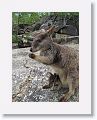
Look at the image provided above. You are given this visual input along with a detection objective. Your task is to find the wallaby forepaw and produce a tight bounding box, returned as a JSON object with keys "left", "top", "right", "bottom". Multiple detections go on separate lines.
{"left": 29, "top": 53, "right": 35, "bottom": 59}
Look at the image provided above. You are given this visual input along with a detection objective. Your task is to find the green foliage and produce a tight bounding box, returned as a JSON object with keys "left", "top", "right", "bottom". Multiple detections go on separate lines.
{"left": 12, "top": 34, "right": 17, "bottom": 43}
{"left": 12, "top": 12, "right": 79, "bottom": 25}
{"left": 12, "top": 12, "right": 45, "bottom": 25}
{"left": 12, "top": 12, "right": 18, "bottom": 24}
{"left": 12, "top": 34, "right": 20, "bottom": 43}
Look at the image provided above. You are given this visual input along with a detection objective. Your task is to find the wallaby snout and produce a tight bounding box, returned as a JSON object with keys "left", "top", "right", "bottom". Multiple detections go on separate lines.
{"left": 30, "top": 26, "right": 55, "bottom": 53}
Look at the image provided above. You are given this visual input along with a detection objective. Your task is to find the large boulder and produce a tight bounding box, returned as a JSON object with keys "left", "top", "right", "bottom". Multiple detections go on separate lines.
{"left": 55, "top": 25, "right": 78, "bottom": 36}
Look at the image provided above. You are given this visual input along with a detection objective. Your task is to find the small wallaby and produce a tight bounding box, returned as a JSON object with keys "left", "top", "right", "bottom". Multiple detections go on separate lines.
{"left": 42, "top": 73, "right": 62, "bottom": 90}
{"left": 29, "top": 26, "right": 79, "bottom": 101}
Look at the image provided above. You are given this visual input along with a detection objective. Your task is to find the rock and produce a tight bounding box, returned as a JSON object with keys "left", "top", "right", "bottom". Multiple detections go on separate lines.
{"left": 55, "top": 25, "right": 78, "bottom": 36}
{"left": 12, "top": 46, "right": 79, "bottom": 102}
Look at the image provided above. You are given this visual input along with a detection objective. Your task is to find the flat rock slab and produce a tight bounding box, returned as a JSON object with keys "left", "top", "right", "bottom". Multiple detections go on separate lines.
{"left": 12, "top": 46, "right": 79, "bottom": 102}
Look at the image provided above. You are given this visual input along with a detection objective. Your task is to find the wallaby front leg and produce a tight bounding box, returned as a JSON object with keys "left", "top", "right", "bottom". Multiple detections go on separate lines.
{"left": 29, "top": 53, "right": 53, "bottom": 64}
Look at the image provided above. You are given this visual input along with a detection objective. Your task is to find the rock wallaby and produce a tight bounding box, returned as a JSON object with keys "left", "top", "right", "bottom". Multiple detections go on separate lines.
{"left": 29, "top": 26, "right": 79, "bottom": 102}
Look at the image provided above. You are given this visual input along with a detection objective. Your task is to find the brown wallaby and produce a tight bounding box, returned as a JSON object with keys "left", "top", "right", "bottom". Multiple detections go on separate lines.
{"left": 29, "top": 26, "right": 79, "bottom": 102}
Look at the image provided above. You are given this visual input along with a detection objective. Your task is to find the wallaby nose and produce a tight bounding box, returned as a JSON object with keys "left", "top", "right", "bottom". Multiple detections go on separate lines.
{"left": 30, "top": 48, "right": 32, "bottom": 52}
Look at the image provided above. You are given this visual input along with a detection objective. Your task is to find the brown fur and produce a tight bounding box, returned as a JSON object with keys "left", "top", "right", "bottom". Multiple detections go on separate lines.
{"left": 29, "top": 26, "right": 79, "bottom": 101}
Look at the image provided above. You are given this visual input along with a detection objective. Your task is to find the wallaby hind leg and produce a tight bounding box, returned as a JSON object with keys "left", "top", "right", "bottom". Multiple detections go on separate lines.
{"left": 59, "top": 76, "right": 76, "bottom": 102}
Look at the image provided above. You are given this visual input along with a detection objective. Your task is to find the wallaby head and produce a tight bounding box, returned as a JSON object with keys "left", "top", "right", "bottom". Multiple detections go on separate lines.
{"left": 30, "top": 26, "right": 55, "bottom": 52}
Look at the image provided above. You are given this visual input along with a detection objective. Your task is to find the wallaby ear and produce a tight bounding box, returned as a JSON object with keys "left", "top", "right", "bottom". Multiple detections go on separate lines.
{"left": 46, "top": 26, "right": 55, "bottom": 35}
